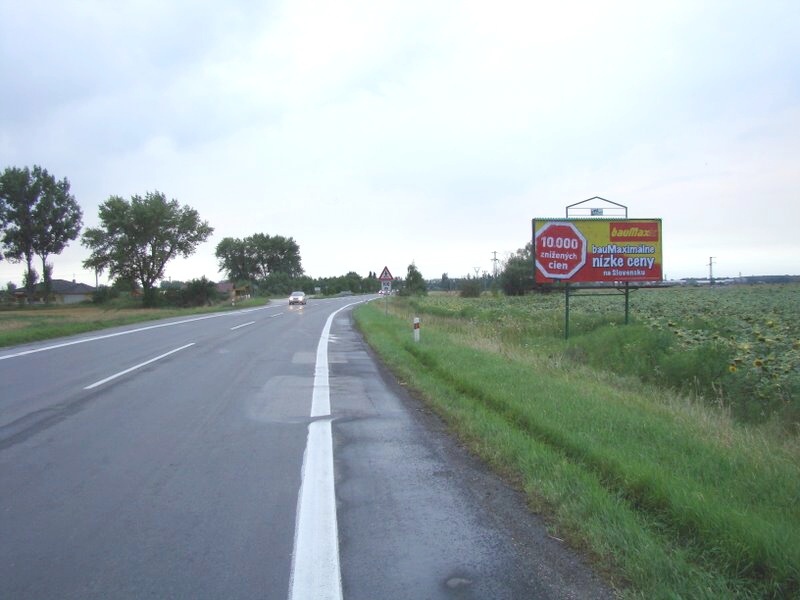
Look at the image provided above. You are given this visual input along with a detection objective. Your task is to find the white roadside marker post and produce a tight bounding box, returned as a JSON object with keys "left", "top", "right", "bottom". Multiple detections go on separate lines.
{"left": 413, "top": 317, "right": 420, "bottom": 343}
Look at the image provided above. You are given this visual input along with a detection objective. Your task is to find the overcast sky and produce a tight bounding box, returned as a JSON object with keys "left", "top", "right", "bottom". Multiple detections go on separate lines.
{"left": 1, "top": 0, "right": 798, "bottom": 285}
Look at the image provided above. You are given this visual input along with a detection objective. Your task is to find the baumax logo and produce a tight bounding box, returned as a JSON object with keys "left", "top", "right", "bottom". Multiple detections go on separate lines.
{"left": 609, "top": 221, "right": 659, "bottom": 242}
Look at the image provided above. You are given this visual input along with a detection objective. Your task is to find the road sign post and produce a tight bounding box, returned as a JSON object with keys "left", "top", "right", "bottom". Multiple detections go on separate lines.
{"left": 379, "top": 266, "right": 394, "bottom": 316}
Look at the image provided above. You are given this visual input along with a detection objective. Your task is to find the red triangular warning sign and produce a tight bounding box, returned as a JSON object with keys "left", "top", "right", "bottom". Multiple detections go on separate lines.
{"left": 379, "top": 266, "right": 393, "bottom": 281}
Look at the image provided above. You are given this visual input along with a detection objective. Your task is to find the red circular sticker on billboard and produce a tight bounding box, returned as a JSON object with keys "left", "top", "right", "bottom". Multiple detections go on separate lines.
{"left": 535, "top": 221, "right": 587, "bottom": 279}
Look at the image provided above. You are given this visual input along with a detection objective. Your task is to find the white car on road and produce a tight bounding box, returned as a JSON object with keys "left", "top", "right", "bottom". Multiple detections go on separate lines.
{"left": 288, "top": 291, "right": 306, "bottom": 305}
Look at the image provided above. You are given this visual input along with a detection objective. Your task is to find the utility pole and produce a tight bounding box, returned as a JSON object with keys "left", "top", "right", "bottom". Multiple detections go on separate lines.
{"left": 708, "top": 257, "right": 715, "bottom": 286}
{"left": 491, "top": 251, "right": 499, "bottom": 280}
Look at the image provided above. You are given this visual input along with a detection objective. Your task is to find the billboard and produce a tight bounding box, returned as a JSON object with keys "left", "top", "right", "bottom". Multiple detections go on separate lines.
{"left": 532, "top": 218, "right": 662, "bottom": 283}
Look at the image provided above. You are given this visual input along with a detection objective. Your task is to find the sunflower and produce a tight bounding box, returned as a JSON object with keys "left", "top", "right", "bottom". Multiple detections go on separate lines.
{"left": 753, "top": 358, "right": 765, "bottom": 368}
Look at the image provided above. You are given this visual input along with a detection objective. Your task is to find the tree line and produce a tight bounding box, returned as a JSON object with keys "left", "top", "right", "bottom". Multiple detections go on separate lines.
{"left": 2, "top": 163, "right": 538, "bottom": 306}
{"left": 424, "top": 246, "right": 537, "bottom": 298}
{"left": 0, "top": 164, "right": 384, "bottom": 307}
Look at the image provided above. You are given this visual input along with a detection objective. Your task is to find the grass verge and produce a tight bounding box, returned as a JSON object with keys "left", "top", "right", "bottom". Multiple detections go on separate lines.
{"left": 354, "top": 299, "right": 799, "bottom": 599}
{"left": 0, "top": 297, "right": 269, "bottom": 348}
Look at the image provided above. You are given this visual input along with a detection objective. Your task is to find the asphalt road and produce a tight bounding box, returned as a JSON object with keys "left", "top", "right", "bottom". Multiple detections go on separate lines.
{"left": 0, "top": 297, "right": 612, "bottom": 599}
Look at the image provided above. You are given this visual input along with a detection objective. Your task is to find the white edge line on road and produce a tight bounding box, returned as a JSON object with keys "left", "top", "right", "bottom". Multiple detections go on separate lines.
{"left": 230, "top": 321, "right": 256, "bottom": 331}
{"left": 310, "top": 301, "right": 362, "bottom": 418}
{"left": 0, "top": 305, "right": 276, "bottom": 361}
{"left": 288, "top": 300, "right": 363, "bottom": 600}
{"left": 83, "top": 343, "right": 195, "bottom": 390}
{"left": 288, "top": 419, "right": 342, "bottom": 600}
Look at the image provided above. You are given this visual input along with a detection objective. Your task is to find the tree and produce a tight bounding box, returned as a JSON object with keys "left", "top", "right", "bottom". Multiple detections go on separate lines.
{"left": 262, "top": 272, "right": 293, "bottom": 296}
{"left": 363, "top": 271, "right": 380, "bottom": 293}
{"left": 441, "top": 273, "right": 451, "bottom": 291}
{"left": 1, "top": 281, "right": 16, "bottom": 304}
{"left": 0, "top": 165, "right": 82, "bottom": 302}
{"left": 215, "top": 237, "right": 253, "bottom": 281}
{"left": 82, "top": 191, "right": 213, "bottom": 307}
{"left": 401, "top": 262, "right": 427, "bottom": 296}
{"left": 42, "top": 263, "right": 53, "bottom": 302}
{"left": 500, "top": 243, "right": 535, "bottom": 296}
{"left": 32, "top": 174, "right": 83, "bottom": 302}
{"left": 159, "top": 279, "right": 185, "bottom": 290}
{"left": 247, "top": 233, "right": 273, "bottom": 279}
{"left": 22, "top": 267, "right": 38, "bottom": 294}
{"left": 215, "top": 233, "right": 303, "bottom": 282}
{"left": 251, "top": 233, "right": 303, "bottom": 278}
{"left": 0, "top": 184, "right": 6, "bottom": 261}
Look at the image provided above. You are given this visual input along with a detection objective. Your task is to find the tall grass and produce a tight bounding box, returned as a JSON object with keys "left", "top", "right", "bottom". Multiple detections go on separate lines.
{"left": 355, "top": 297, "right": 800, "bottom": 598}
{"left": 406, "top": 287, "right": 800, "bottom": 428}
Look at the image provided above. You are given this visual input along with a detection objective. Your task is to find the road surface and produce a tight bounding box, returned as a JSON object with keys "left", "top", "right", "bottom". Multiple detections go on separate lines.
{"left": 0, "top": 297, "right": 611, "bottom": 599}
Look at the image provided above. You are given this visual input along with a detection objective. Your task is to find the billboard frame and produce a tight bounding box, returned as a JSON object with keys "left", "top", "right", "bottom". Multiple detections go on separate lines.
{"left": 566, "top": 196, "right": 627, "bottom": 219}
{"left": 532, "top": 198, "right": 664, "bottom": 338}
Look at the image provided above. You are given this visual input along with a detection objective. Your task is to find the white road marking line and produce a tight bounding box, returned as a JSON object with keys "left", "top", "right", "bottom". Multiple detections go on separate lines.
{"left": 310, "top": 302, "right": 359, "bottom": 417}
{"left": 288, "top": 419, "right": 341, "bottom": 600}
{"left": 288, "top": 300, "right": 363, "bottom": 600}
{"left": 0, "top": 305, "right": 277, "bottom": 361}
{"left": 83, "top": 343, "right": 195, "bottom": 390}
{"left": 270, "top": 313, "right": 283, "bottom": 318}
{"left": 230, "top": 321, "right": 256, "bottom": 331}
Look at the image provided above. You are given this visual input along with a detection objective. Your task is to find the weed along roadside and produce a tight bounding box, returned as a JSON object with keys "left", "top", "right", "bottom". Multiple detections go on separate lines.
{"left": 354, "top": 291, "right": 800, "bottom": 599}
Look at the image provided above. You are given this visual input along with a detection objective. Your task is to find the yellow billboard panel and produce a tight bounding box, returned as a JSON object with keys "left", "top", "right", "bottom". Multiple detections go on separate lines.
{"left": 532, "top": 219, "right": 663, "bottom": 283}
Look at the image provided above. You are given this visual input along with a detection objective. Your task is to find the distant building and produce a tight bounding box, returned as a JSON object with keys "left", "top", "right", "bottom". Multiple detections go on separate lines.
{"left": 16, "top": 279, "right": 97, "bottom": 304}
{"left": 215, "top": 281, "right": 235, "bottom": 298}
{"left": 215, "top": 281, "right": 252, "bottom": 301}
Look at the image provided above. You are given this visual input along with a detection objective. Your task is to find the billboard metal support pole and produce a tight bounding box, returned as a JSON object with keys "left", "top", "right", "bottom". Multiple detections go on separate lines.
{"left": 565, "top": 284, "right": 570, "bottom": 340}
{"left": 624, "top": 282, "right": 630, "bottom": 325}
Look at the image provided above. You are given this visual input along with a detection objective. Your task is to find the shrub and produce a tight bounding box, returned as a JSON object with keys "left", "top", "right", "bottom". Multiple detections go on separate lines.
{"left": 658, "top": 342, "right": 732, "bottom": 400}
{"left": 460, "top": 277, "right": 482, "bottom": 298}
{"left": 399, "top": 263, "right": 427, "bottom": 296}
{"left": 182, "top": 277, "right": 218, "bottom": 307}
{"left": 567, "top": 324, "right": 673, "bottom": 381}
{"left": 92, "top": 285, "right": 120, "bottom": 304}
{"left": 567, "top": 325, "right": 739, "bottom": 403}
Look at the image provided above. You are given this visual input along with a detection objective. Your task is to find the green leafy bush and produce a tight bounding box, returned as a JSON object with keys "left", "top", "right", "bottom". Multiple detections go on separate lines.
{"left": 92, "top": 285, "right": 120, "bottom": 304}
{"left": 459, "top": 277, "right": 482, "bottom": 298}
